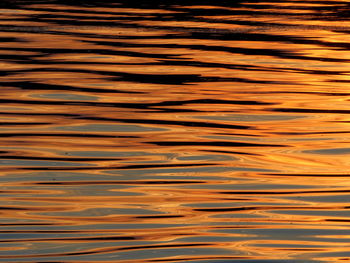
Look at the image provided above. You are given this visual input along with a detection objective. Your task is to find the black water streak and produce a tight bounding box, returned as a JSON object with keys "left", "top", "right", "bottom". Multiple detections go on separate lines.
{"left": 0, "top": 236, "right": 136, "bottom": 243}
{"left": 149, "top": 141, "right": 286, "bottom": 147}
{"left": 201, "top": 149, "right": 262, "bottom": 156}
{"left": 0, "top": 98, "right": 265, "bottom": 114}
{"left": 257, "top": 91, "right": 350, "bottom": 96}
{"left": 220, "top": 189, "right": 350, "bottom": 195}
{"left": 0, "top": 133, "right": 135, "bottom": 138}
{"left": 194, "top": 206, "right": 348, "bottom": 212}
{"left": 0, "top": 207, "right": 27, "bottom": 210}
{"left": 149, "top": 256, "right": 251, "bottom": 262}
{"left": 34, "top": 180, "right": 205, "bottom": 185}
{"left": 8, "top": 67, "right": 291, "bottom": 85}
{"left": 0, "top": 223, "right": 56, "bottom": 226}
{"left": 0, "top": 156, "right": 123, "bottom": 161}
{"left": 0, "top": 122, "right": 51, "bottom": 126}
{"left": 326, "top": 219, "right": 350, "bottom": 222}
{"left": 135, "top": 215, "right": 184, "bottom": 219}
{"left": 264, "top": 173, "right": 350, "bottom": 177}
{"left": 17, "top": 163, "right": 216, "bottom": 171}
{"left": 0, "top": 112, "right": 81, "bottom": 117}
{"left": 5, "top": 81, "right": 145, "bottom": 94}
{"left": 0, "top": 243, "right": 213, "bottom": 258}
{"left": 77, "top": 39, "right": 350, "bottom": 63}
{"left": 272, "top": 108, "right": 350, "bottom": 114}
{"left": 79, "top": 116, "right": 253, "bottom": 130}
{"left": 273, "top": 131, "right": 350, "bottom": 135}
{"left": 0, "top": 46, "right": 182, "bottom": 60}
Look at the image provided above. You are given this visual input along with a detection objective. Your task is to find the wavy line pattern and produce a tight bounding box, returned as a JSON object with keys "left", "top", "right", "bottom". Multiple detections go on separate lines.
{"left": 1, "top": 0, "right": 350, "bottom": 262}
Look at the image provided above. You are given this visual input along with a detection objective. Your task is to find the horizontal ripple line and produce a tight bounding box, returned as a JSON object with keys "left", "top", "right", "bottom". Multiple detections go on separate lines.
{"left": 16, "top": 163, "right": 216, "bottom": 170}
{"left": 220, "top": 189, "right": 350, "bottom": 195}
{"left": 264, "top": 173, "right": 350, "bottom": 177}
{"left": 0, "top": 235, "right": 136, "bottom": 243}
{"left": 33, "top": 180, "right": 205, "bottom": 185}
{"left": 6, "top": 81, "right": 145, "bottom": 94}
{"left": 148, "top": 141, "right": 286, "bottom": 147}
{"left": 0, "top": 156, "right": 122, "bottom": 161}
{"left": 0, "top": 133, "right": 139, "bottom": 138}
{"left": 0, "top": 243, "right": 213, "bottom": 258}
{"left": 194, "top": 205, "right": 349, "bottom": 212}
{"left": 79, "top": 116, "right": 252, "bottom": 130}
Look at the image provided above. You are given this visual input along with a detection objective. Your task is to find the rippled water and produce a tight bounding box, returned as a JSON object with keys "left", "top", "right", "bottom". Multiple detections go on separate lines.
{"left": 1, "top": 0, "right": 350, "bottom": 262}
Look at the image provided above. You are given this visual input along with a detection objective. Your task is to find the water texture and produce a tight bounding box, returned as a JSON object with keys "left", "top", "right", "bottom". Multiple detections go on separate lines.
{"left": 1, "top": 0, "right": 350, "bottom": 262}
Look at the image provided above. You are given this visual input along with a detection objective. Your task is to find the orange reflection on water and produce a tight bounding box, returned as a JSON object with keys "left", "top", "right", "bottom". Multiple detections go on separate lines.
{"left": 1, "top": 0, "right": 350, "bottom": 262}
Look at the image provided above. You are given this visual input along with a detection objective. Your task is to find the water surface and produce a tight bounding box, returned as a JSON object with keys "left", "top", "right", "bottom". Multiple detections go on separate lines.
{"left": 1, "top": 0, "right": 350, "bottom": 262}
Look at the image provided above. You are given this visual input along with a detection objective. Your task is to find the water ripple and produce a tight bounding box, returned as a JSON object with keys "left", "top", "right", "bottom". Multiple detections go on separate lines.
{"left": 1, "top": 0, "right": 350, "bottom": 262}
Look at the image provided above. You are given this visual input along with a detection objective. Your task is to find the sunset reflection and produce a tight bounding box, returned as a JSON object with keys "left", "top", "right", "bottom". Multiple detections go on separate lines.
{"left": 1, "top": 0, "right": 350, "bottom": 262}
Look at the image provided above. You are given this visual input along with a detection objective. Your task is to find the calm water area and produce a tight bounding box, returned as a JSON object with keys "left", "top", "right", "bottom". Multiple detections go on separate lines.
{"left": 1, "top": 0, "right": 350, "bottom": 262}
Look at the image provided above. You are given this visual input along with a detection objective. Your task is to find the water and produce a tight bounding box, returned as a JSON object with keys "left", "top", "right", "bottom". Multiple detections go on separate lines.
{"left": 1, "top": 0, "right": 350, "bottom": 262}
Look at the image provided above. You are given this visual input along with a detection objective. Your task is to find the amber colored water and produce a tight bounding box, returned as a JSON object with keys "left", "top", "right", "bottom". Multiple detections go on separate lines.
{"left": 1, "top": 0, "right": 350, "bottom": 262}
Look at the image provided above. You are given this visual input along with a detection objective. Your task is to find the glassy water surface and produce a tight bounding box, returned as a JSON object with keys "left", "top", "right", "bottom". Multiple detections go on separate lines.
{"left": 1, "top": 0, "right": 350, "bottom": 262}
